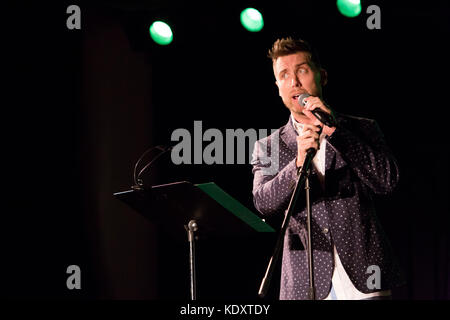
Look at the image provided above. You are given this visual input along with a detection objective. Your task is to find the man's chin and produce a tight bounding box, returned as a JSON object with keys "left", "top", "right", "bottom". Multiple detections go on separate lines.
{"left": 286, "top": 103, "right": 302, "bottom": 114}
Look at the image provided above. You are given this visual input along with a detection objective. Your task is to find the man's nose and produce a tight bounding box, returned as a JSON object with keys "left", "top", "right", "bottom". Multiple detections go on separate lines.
{"left": 291, "top": 75, "right": 301, "bottom": 87}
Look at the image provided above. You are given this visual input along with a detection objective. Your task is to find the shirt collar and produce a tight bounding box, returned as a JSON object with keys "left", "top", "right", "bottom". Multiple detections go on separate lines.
{"left": 291, "top": 114, "right": 304, "bottom": 135}
{"left": 290, "top": 113, "right": 327, "bottom": 142}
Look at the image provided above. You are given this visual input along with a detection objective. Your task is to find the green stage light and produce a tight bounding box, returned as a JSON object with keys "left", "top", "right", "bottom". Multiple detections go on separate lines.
{"left": 337, "top": 0, "right": 362, "bottom": 18}
{"left": 149, "top": 21, "right": 173, "bottom": 45}
{"left": 240, "top": 8, "right": 264, "bottom": 32}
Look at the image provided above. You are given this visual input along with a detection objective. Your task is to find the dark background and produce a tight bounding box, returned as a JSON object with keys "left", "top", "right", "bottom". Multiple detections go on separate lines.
{"left": 2, "top": 0, "right": 449, "bottom": 300}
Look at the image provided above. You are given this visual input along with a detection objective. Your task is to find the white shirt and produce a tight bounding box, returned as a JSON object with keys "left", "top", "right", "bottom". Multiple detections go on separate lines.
{"left": 291, "top": 114, "right": 391, "bottom": 300}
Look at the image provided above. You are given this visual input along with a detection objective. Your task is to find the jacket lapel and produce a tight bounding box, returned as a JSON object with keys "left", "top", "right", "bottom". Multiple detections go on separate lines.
{"left": 280, "top": 117, "right": 298, "bottom": 156}
{"left": 325, "top": 138, "right": 347, "bottom": 172}
{"left": 325, "top": 140, "right": 335, "bottom": 172}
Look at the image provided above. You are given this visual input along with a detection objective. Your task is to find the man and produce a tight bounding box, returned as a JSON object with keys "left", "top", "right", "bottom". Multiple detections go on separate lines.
{"left": 251, "top": 37, "right": 404, "bottom": 300}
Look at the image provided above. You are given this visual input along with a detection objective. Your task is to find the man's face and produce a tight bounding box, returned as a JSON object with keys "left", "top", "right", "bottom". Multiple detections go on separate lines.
{"left": 273, "top": 52, "right": 325, "bottom": 122}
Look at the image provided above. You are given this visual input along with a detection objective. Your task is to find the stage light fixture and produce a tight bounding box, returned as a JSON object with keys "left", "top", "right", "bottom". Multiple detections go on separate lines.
{"left": 240, "top": 8, "right": 264, "bottom": 32}
{"left": 337, "top": 0, "right": 362, "bottom": 18}
{"left": 149, "top": 21, "right": 173, "bottom": 45}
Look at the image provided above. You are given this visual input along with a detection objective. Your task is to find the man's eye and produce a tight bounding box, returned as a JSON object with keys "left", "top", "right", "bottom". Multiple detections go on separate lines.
{"left": 298, "top": 68, "right": 307, "bottom": 74}
{"left": 282, "top": 73, "right": 289, "bottom": 79}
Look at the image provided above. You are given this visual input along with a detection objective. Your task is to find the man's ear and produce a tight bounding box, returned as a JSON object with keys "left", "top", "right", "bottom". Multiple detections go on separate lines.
{"left": 275, "top": 80, "right": 281, "bottom": 96}
{"left": 320, "top": 68, "right": 328, "bottom": 86}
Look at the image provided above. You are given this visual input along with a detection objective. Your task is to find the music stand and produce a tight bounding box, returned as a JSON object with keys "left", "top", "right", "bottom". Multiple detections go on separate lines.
{"left": 114, "top": 181, "right": 274, "bottom": 300}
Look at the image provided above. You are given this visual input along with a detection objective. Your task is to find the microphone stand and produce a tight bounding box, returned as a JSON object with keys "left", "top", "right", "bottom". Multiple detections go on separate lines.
{"left": 185, "top": 220, "right": 198, "bottom": 300}
{"left": 258, "top": 149, "right": 317, "bottom": 300}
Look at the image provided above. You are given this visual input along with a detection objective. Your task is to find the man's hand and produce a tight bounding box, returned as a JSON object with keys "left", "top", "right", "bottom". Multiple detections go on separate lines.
{"left": 303, "top": 96, "right": 336, "bottom": 137}
{"left": 296, "top": 124, "right": 321, "bottom": 167}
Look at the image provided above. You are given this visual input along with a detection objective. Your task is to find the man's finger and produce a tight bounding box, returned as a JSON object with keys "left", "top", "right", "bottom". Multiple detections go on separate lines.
{"left": 301, "top": 124, "right": 322, "bottom": 132}
{"left": 299, "top": 131, "right": 319, "bottom": 139}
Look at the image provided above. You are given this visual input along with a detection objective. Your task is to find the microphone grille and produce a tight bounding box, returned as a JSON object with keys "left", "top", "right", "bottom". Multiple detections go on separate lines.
{"left": 298, "top": 93, "right": 310, "bottom": 106}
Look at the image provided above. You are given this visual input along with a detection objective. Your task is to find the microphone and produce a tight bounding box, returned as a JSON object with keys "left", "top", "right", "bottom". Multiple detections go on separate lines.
{"left": 298, "top": 93, "right": 336, "bottom": 127}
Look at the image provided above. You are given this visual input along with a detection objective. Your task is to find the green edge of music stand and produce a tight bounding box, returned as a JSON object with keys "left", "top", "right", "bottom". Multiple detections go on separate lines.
{"left": 195, "top": 182, "right": 275, "bottom": 233}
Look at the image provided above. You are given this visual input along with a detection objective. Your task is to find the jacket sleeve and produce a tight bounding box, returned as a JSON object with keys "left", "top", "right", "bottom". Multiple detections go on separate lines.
{"left": 251, "top": 135, "right": 299, "bottom": 217}
{"left": 326, "top": 117, "right": 399, "bottom": 195}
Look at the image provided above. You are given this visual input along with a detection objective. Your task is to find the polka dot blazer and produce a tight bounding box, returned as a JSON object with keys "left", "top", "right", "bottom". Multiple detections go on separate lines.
{"left": 251, "top": 114, "right": 405, "bottom": 300}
